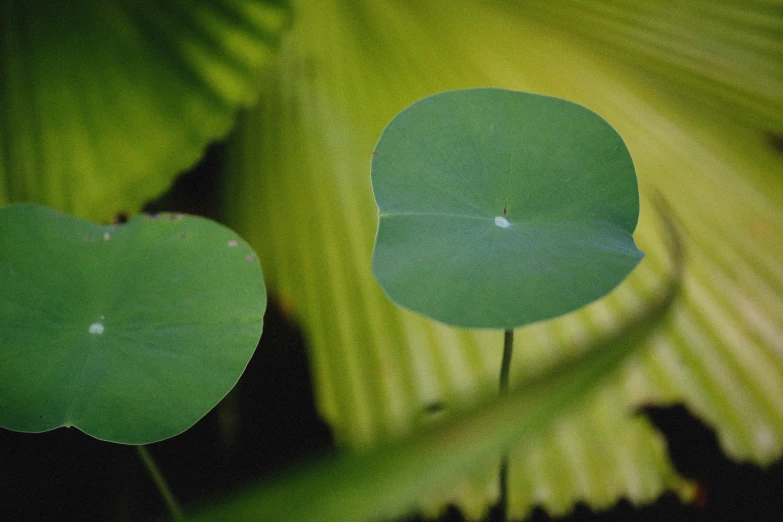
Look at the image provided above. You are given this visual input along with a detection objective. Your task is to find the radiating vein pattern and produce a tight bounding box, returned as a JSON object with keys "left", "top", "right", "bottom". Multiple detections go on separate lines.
{"left": 224, "top": 1, "right": 783, "bottom": 519}
{"left": 0, "top": 0, "right": 289, "bottom": 221}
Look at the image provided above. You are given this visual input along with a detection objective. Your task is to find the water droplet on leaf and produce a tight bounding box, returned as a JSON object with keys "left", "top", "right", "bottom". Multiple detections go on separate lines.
{"left": 495, "top": 216, "right": 511, "bottom": 228}
{"left": 89, "top": 322, "right": 105, "bottom": 335}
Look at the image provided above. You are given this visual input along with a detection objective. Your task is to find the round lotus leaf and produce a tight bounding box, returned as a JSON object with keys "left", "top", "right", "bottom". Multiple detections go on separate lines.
{"left": 371, "top": 88, "right": 643, "bottom": 329}
{"left": 0, "top": 204, "right": 266, "bottom": 444}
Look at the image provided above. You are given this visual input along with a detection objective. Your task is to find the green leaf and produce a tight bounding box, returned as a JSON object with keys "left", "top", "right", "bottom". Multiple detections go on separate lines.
{"left": 223, "top": 0, "right": 783, "bottom": 518}
{"left": 518, "top": 0, "right": 783, "bottom": 133}
{"left": 0, "top": 204, "right": 266, "bottom": 444}
{"left": 0, "top": 0, "right": 290, "bottom": 221}
{"left": 189, "top": 218, "right": 679, "bottom": 521}
{"left": 372, "top": 88, "right": 643, "bottom": 328}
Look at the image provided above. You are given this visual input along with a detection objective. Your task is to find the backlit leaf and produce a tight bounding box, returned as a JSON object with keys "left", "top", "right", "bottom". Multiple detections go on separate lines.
{"left": 0, "top": 0, "right": 289, "bottom": 221}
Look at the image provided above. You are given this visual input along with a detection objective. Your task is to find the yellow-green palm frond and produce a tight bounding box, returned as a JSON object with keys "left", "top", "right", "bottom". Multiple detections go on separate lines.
{"left": 224, "top": 1, "right": 783, "bottom": 518}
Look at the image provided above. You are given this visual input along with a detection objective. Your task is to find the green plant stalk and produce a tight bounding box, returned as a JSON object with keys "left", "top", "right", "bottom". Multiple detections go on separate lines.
{"left": 498, "top": 328, "right": 514, "bottom": 521}
{"left": 137, "top": 445, "right": 184, "bottom": 521}
{"left": 189, "top": 194, "right": 682, "bottom": 522}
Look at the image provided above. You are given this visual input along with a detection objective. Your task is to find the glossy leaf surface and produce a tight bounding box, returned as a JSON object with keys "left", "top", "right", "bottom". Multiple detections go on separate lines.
{"left": 0, "top": 204, "right": 266, "bottom": 444}
{"left": 372, "top": 88, "right": 643, "bottom": 328}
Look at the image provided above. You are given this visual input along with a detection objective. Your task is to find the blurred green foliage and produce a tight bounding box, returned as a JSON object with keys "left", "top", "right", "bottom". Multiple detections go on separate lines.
{"left": 1, "top": 1, "right": 782, "bottom": 520}
{"left": 0, "top": 0, "right": 289, "bottom": 220}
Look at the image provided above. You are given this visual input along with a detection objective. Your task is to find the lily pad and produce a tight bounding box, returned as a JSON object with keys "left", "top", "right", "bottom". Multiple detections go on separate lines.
{"left": 0, "top": 204, "right": 266, "bottom": 444}
{"left": 371, "top": 88, "right": 643, "bottom": 328}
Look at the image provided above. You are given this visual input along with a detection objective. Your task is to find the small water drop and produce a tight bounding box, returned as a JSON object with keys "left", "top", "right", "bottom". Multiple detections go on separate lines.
{"left": 89, "top": 322, "right": 105, "bottom": 335}
{"left": 495, "top": 216, "right": 511, "bottom": 228}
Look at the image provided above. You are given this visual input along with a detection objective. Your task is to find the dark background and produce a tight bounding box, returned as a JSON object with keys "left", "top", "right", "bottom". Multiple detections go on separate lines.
{"left": 2, "top": 146, "right": 781, "bottom": 522}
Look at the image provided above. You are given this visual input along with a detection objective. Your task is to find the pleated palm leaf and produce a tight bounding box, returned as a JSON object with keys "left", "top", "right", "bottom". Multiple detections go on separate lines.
{"left": 223, "top": 1, "right": 783, "bottom": 519}
{"left": 0, "top": 0, "right": 290, "bottom": 221}
{"left": 2, "top": 1, "right": 781, "bottom": 519}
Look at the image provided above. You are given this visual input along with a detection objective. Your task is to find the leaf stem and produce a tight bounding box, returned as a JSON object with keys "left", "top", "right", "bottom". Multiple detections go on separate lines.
{"left": 137, "top": 445, "right": 184, "bottom": 521}
{"left": 498, "top": 328, "right": 514, "bottom": 521}
{"left": 500, "top": 329, "right": 514, "bottom": 394}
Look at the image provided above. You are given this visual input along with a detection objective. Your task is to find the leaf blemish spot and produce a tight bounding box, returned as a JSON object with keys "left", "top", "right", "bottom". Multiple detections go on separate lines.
{"left": 228, "top": 240, "right": 238, "bottom": 247}
{"left": 424, "top": 402, "right": 444, "bottom": 414}
{"left": 495, "top": 216, "right": 511, "bottom": 228}
{"left": 88, "top": 322, "right": 105, "bottom": 335}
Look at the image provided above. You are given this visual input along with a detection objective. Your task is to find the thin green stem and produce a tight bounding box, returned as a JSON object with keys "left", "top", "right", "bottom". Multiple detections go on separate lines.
{"left": 500, "top": 329, "right": 514, "bottom": 394}
{"left": 136, "top": 445, "right": 184, "bottom": 521}
{"left": 498, "top": 328, "right": 514, "bottom": 521}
